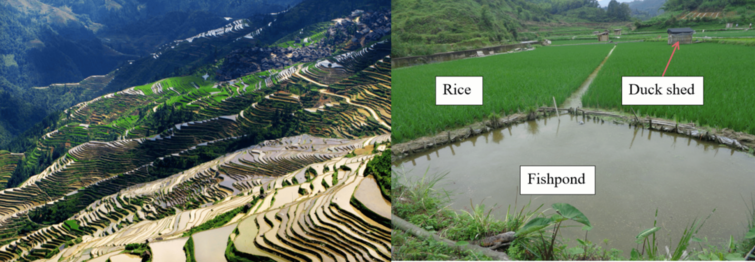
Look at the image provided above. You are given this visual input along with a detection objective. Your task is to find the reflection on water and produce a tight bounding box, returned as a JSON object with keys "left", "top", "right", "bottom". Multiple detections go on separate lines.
{"left": 527, "top": 120, "right": 540, "bottom": 135}
{"left": 394, "top": 114, "right": 755, "bottom": 254}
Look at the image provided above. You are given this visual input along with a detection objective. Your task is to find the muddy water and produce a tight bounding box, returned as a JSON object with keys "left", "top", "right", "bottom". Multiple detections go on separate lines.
{"left": 394, "top": 114, "right": 755, "bottom": 254}
{"left": 355, "top": 176, "right": 391, "bottom": 220}
{"left": 194, "top": 224, "right": 237, "bottom": 262}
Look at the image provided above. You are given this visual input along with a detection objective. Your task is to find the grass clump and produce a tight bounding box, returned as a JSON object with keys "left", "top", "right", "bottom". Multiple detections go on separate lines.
{"left": 182, "top": 197, "right": 259, "bottom": 237}
{"left": 392, "top": 229, "right": 493, "bottom": 260}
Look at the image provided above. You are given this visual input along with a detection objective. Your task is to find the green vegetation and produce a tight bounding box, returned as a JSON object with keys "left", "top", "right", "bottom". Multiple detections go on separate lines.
{"left": 0, "top": 217, "right": 42, "bottom": 246}
{"left": 304, "top": 167, "right": 317, "bottom": 182}
{"left": 583, "top": 42, "right": 755, "bottom": 134}
{"left": 549, "top": 39, "right": 613, "bottom": 45}
{"left": 365, "top": 149, "right": 390, "bottom": 198}
{"left": 185, "top": 236, "right": 197, "bottom": 262}
{"left": 393, "top": 45, "right": 613, "bottom": 143}
{"left": 392, "top": 229, "right": 494, "bottom": 260}
{"left": 321, "top": 177, "right": 330, "bottom": 189}
{"left": 63, "top": 220, "right": 80, "bottom": 231}
{"left": 0, "top": 151, "right": 22, "bottom": 189}
{"left": 124, "top": 242, "right": 151, "bottom": 258}
{"left": 393, "top": 169, "right": 537, "bottom": 259}
{"left": 391, "top": 0, "right": 633, "bottom": 57}
{"left": 182, "top": 197, "right": 259, "bottom": 237}
{"left": 662, "top": 0, "right": 755, "bottom": 12}
{"left": 633, "top": 0, "right": 755, "bottom": 29}
{"left": 393, "top": 169, "right": 755, "bottom": 260}
{"left": 272, "top": 22, "right": 331, "bottom": 48}
{"left": 0, "top": 2, "right": 392, "bottom": 258}
{"left": 392, "top": 0, "right": 524, "bottom": 57}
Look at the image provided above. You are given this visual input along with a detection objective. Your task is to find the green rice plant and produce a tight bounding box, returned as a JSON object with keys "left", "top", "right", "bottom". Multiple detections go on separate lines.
{"left": 583, "top": 42, "right": 755, "bottom": 135}
{"left": 394, "top": 44, "right": 614, "bottom": 143}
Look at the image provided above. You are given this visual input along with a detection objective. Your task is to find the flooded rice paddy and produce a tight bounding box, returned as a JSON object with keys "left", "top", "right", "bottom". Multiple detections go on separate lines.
{"left": 149, "top": 237, "right": 189, "bottom": 262}
{"left": 394, "top": 114, "right": 755, "bottom": 253}
{"left": 355, "top": 176, "right": 391, "bottom": 220}
{"left": 193, "top": 224, "right": 237, "bottom": 262}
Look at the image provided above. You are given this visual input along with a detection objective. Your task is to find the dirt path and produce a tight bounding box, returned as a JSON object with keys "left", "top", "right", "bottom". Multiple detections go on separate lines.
{"left": 562, "top": 45, "right": 616, "bottom": 108}
{"left": 318, "top": 90, "right": 391, "bottom": 130}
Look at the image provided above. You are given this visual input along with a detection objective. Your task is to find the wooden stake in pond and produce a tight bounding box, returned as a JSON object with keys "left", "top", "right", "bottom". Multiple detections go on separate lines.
{"left": 552, "top": 96, "right": 560, "bottom": 118}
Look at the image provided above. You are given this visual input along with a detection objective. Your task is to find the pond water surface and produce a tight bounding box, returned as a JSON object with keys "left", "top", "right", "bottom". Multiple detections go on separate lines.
{"left": 394, "top": 114, "right": 755, "bottom": 254}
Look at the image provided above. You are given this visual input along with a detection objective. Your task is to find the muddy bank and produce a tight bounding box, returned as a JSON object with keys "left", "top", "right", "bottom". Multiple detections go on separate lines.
{"left": 392, "top": 107, "right": 755, "bottom": 161}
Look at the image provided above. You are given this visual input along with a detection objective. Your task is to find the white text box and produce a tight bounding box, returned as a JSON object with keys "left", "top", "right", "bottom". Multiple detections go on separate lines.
{"left": 436, "top": 76, "right": 483, "bottom": 105}
{"left": 520, "top": 166, "right": 596, "bottom": 195}
{"left": 622, "top": 76, "right": 703, "bottom": 105}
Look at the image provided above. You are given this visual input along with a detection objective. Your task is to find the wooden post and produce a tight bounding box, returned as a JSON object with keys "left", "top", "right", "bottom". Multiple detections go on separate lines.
{"left": 552, "top": 96, "right": 560, "bottom": 118}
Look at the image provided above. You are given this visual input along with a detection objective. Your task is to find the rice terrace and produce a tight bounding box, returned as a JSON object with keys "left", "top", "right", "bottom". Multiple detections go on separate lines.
{"left": 0, "top": 1, "right": 392, "bottom": 261}
{"left": 391, "top": 1, "right": 755, "bottom": 258}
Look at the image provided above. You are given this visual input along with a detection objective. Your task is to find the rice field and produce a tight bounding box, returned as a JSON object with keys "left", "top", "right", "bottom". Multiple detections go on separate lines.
{"left": 393, "top": 44, "right": 614, "bottom": 143}
{"left": 695, "top": 30, "right": 755, "bottom": 38}
{"left": 583, "top": 42, "right": 755, "bottom": 134}
{"left": 549, "top": 39, "right": 610, "bottom": 45}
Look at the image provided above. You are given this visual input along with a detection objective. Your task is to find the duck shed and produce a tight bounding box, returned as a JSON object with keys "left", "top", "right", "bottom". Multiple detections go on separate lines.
{"left": 597, "top": 32, "right": 609, "bottom": 42}
{"left": 613, "top": 29, "right": 622, "bottom": 35}
{"left": 667, "top": 28, "right": 695, "bottom": 45}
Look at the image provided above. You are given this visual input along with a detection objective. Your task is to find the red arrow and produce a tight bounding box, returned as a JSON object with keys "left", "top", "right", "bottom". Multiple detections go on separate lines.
{"left": 662, "top": 42, "right": 680, "bottom": 76}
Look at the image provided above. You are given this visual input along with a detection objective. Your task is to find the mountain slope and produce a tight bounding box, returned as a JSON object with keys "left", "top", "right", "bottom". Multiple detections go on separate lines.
{"left": 0, "top": 0, "right": 300, "bottom": 146}
{"left": 391, "top": 0, "right": 633, "bottom": 58}
{"left": 106, "top": 0, "right": 390, "bottom": 92}
{"left": 0, "top": 29, "right": 391, "bottom": 260}
{"left": 628, "top": 0, "right": 666, "bottom": 19}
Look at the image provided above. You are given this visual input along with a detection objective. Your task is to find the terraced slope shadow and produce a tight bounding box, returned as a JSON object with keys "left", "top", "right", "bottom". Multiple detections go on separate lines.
{"left": 2, "top": 134, "right": 390, "bottom": 262}
{"left": 0, "top": 43, "right": 391, "bottom": 261}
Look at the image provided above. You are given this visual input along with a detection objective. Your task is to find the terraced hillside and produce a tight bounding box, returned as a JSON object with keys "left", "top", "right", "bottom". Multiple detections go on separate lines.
{"left": 0, "top": 152, "right": 22, "bottom": 190}
{"left": 0, "top": 33, "right": 391, "bottom": 260}
{"left": 1, "top": 135, "right": 390, "bottom": 262}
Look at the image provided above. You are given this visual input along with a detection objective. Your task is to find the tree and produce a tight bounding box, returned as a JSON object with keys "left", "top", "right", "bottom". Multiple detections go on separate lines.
{"left": 618, "top": 3, "right": 631, "bottom": 20}
{"left": 607, "top": 0, "right": 619, "bottom": 19}
{"left": 607, "top": 0, "right": 631, "bottom": 21}
{"left": 481, "top": 5, "right": 493, "bottom": 28}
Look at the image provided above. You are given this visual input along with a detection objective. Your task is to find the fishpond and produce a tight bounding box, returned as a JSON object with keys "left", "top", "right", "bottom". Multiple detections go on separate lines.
{"left": 394, "top": 114, "right": 755, "bottom": 254}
